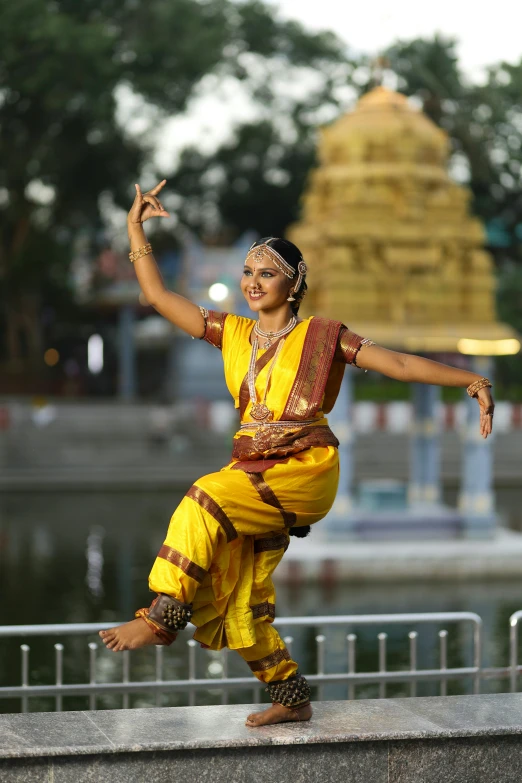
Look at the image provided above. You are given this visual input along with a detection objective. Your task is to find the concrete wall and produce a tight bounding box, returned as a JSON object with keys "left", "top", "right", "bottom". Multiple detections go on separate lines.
{"left": 1, "top": 695, "right": 522, "bottom": 782}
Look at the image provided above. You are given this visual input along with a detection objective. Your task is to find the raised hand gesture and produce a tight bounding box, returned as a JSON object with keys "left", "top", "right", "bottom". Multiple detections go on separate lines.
{"left": 476, "top": 386, "right": 495, "bottom": 439}
{"left": 128, "top": 180, "right": 170, "bottom": 224}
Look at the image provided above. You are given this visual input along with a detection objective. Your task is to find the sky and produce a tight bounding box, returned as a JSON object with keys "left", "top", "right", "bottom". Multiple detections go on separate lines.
{"left": 126, "top": 0, "right": 522, "bottom": 180}
{"left": 269, "top": 0, "right": 522, "bottom": 83}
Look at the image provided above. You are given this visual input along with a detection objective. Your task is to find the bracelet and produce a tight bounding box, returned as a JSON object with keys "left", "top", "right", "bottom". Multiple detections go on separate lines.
{"left": 129, "top": 243, "right": 152, "bottom": 263}
{"left": 466, "top": 377, "right": 492, "bottom": 398}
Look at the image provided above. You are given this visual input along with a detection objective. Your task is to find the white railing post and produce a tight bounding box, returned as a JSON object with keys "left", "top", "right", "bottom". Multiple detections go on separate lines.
{"left": 54, "top": 643, "right": 64, "bottom": 712}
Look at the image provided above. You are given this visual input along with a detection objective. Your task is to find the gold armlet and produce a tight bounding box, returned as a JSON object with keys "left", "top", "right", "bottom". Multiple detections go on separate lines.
{"left": 466, "top": 377, "right": 492, "bottom": 398}
{"left": 129, "top": 243, "right": 152, "bottom": 263}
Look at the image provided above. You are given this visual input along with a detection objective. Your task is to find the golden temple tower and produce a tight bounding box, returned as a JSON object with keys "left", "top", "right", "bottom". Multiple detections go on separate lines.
{"left": 288, "top": 86, "right": 518, "bottom": 353}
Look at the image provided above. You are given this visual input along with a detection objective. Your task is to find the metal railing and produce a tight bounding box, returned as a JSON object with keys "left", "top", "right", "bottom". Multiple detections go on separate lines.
{"left": 2, "top": 610, "right": 522, "bottom": 712}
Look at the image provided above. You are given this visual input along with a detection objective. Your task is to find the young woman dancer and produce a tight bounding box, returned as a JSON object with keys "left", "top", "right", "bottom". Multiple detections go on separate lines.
{"left": 100, "top": 180, "right": 495, "bottom": 727}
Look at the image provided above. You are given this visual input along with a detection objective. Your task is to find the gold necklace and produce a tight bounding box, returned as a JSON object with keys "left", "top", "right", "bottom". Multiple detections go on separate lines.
{"left": 254, "top": 315, "right": 297, "bottom": 349}
{"left": 247, "top": 337, "right": 286, "bottom": 422}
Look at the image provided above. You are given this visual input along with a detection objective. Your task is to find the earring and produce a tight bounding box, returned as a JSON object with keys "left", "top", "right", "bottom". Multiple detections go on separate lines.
{"left": 287, "top": 291, "right": 296, "bottom": 302}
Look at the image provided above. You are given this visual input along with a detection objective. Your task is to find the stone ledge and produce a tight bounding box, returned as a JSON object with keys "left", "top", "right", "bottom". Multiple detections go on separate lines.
{"left": 2, "top": 694, "right": 522, "bottom": 757}
{"left": 2, "top": 695, "right": 522, "bottom": 782}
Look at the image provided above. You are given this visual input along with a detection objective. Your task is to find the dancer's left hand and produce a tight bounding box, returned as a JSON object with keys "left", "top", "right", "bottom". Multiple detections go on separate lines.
{"left": 476, "top": 387, "right": 495, "bottom": 439}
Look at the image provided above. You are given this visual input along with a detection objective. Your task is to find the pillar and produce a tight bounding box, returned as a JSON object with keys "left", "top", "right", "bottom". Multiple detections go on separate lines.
{"left": 458, "top": 356, "right": 496, "bottom": 538}
{"left": 164, "top": 336, "right": 178, "bottom": 401}
{"left": 118, "top": 305, "right": 137, "bottom": 401}
{"left": 322, "top": 368, "right": 356, "bottom": 535}
{"left": 408, "top": 383, "right": 441, "bottom": 505}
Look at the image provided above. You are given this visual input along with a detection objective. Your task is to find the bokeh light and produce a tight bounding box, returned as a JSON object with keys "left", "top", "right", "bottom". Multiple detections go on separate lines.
{"left": 43, "top": 348, "right": 59, "bottom": 367}
{"left": 88, "top": 334, "right": 104, "bottom": 374}
{"left": 208, "top": 283, "right": 229, "bottom": 302}
{"left": 457, "top": 338, "right": 521, "bottom": 356}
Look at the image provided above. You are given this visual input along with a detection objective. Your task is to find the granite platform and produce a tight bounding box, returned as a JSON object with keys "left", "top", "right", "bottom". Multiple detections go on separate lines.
{"left": 2, "top": 694, "right": 522, "bottom": 781}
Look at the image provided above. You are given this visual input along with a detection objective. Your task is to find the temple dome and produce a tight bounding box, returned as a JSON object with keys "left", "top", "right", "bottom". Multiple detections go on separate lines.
{"left": 287, "top": 86, "right": 519, "bottom": 353}
{"left": 320, "top": 86, "right": 449, "bottom": 168}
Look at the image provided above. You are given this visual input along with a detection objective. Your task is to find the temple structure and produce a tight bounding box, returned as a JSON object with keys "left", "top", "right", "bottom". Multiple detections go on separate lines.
{"left": 288, "top": 86, "right": 520, "bottom": 538}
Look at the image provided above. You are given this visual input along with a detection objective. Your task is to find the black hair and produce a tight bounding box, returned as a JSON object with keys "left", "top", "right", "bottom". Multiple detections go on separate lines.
{"left": 250, "top": 236, "right": 308, "bottom": 314}
{"left": 289, "top": 525, "right": 311, "bottom": 538}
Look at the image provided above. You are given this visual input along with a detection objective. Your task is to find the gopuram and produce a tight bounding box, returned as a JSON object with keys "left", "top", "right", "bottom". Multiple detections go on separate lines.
{"left": 288, "top": 86, "right": 520, "bottom": 538}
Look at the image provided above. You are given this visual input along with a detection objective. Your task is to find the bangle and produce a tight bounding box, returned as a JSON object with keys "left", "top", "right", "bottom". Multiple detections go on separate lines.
{"left": 466, "top": 377, "right": 492, "bottom": 398}
{"left": 129, "top": 243, "right": 152, "bottom": 263}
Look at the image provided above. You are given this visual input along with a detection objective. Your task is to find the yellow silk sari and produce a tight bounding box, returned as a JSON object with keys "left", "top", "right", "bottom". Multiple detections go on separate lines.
{"left": 146, "top": 313, "right": 366, "bottom": 681}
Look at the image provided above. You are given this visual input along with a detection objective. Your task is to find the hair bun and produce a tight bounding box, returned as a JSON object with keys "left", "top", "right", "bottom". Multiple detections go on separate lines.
{"left": 289, "top": 525, "right": 311, "bottom": 538}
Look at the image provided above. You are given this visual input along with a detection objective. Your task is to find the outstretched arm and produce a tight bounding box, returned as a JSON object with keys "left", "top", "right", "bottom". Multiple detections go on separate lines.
{"left": 127, "top": 180, "right": 205, "bottom": 339}
{"left": 355, "top": 343, "right": 495, "bottom": 439}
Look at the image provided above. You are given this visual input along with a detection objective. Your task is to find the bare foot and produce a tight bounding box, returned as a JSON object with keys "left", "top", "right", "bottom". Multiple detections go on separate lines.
{"left": 245, "top": 702, "right": 312, "bottom": 727}
{"left": 99, "top": 618, "right": 159, "bottom": 652}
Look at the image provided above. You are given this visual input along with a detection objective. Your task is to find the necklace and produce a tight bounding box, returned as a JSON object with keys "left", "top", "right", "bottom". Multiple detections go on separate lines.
{"left": 248, "top": 337, "right": 286, "bottom": 422}
{"left": 254, "top": 315, "right": 297, "bottom": 349}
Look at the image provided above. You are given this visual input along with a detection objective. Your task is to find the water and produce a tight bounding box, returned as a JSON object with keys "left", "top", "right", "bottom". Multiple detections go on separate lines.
{"left": 1, "top": 488, "right": 522, "bottom": 713}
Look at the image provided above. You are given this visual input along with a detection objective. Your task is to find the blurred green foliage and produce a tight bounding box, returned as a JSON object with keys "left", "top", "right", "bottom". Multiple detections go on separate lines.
{"left": 0, "top": 0, "right": 347, "bottom": 367}
{"left": 496, "top": 264, "right": 522, "bottom": 399}
{"left": 385, "top": 37, "right": 522, "bottom": 263}
{"left": 0, "top": 3, "right": 521, "bottom": 388}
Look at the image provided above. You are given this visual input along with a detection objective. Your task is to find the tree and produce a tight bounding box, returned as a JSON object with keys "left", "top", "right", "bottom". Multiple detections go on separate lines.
{"left": 385, "top": 36, "right": 522, "bottom": 266}
{"left": 0, "top": 0, "right": 349, "bottom": 368}
{"left": 386, "top": 37, "right": 522, "bottom": 394}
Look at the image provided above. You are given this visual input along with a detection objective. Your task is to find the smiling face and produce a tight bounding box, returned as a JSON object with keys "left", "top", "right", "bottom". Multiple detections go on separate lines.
{"left": 241, "top": 256, "right": 294, "bottom": 313}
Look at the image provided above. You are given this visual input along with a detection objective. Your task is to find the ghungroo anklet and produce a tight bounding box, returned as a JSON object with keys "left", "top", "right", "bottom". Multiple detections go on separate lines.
{"left": 265, "top": 672, "right": 311, "bottom": 709}
{"left": 147, "top": 593, "right": 193, "bottom": 632}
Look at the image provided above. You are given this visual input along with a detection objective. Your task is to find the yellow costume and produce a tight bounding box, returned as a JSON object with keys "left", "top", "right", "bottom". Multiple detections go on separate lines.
{"left": 143, "top": 312, "right": 368, "bottom": 688}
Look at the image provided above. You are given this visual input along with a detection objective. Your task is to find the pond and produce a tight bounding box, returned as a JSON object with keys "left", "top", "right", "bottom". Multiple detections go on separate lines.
{"left": 1, "top": 488, "right": 522, "bottom": 713}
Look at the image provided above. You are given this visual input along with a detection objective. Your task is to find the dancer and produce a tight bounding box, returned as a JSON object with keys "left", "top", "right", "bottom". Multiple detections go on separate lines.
{"left": 100, "top": 180, "right": 495, "bottom": 727}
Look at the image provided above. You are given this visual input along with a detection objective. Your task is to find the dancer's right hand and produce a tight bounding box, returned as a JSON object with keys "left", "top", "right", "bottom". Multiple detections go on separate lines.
{"left": 128, "top": 180, "right": 170, "bottom": 224}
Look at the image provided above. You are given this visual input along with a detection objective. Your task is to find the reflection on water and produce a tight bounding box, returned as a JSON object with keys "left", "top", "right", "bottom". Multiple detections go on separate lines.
{"left": 86, "top": 526, "right": 105, "bottom": 599}
{"left": 1, "top": 489, "right": 522, "bottom": 713}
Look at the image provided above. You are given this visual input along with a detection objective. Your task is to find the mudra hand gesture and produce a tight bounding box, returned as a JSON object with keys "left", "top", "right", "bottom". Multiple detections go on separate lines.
{"left": 128, "top": 179, "right": 170, "bottom": 224}
{"left": 476, "top": 386, "right": 495, "bottom": 439}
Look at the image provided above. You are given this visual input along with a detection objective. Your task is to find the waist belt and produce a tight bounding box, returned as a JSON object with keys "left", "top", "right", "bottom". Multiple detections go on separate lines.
{"left": 231, "top": 420, "right": 339, "bottom": 464}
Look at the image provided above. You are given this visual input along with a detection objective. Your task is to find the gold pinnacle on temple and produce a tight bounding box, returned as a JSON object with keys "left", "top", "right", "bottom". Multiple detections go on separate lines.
{"left": 287, "top": 86, "right": 519, "bottom": 354}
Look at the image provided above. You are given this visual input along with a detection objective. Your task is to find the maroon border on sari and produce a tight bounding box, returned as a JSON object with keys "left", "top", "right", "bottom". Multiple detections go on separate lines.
{"left": 251, "top": 601, "right": 276, "bottom": 620}
{"left": 282, "top": 317, "right": 343, "bottom": 420}
{"left": 247, "top": 473, "right": 297, "bottom": 528}
{"left": 246, "top": 647, "right": 291, "bottom": 672}
{"left": 157, "top": 545, "right": 208, "bottom": 584}
{"left": 186, "top": 485, "right": 238, "bottom": 542}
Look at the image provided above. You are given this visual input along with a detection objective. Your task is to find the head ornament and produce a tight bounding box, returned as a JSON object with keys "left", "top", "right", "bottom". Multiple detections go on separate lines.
{"left": 246, "top": 240, "right": 307, "bottom": 298}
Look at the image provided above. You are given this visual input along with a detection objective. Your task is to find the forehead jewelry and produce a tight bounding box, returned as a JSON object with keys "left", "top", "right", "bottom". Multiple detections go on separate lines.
{"left": 246, "top": 243, "right": 307, "bottom": 296}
